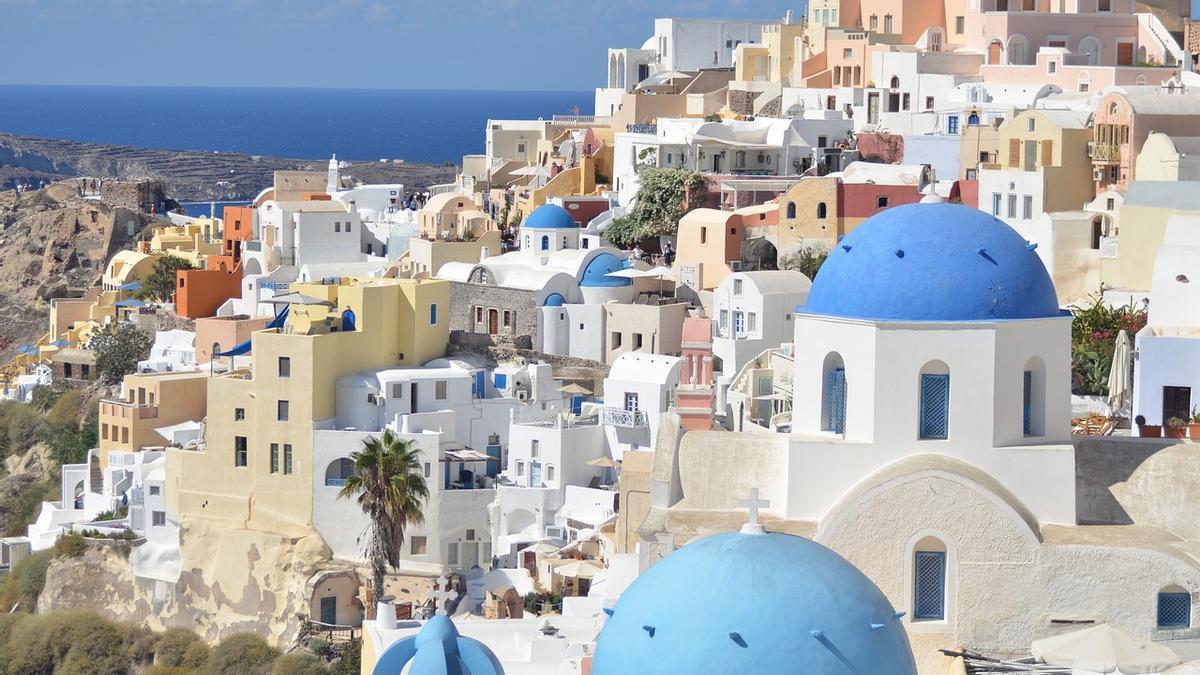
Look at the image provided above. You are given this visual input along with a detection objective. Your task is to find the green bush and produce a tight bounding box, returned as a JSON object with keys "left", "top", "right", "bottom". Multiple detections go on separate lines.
{"left": 55, "top": 532, "right": 87, "bottom": 558}
{"left": 136, "top": 255, "right": 196, "bottom": 303}
{"left": 154, "top": 627, "right": 202, "bottom": 667}
{"left": 0, "top": 400, "right": 48, "bottom": 461}
{"left": 308, "top": 636, "right": 330, "bottom": 658}
{"left": 180, "top": 640, "right": 212, "bottom": 671}
{"left": 272, "top": 652, "right": 327, "bottom": 674}
{"left": 88, "top": 321, "right": 154, "bottom": 385}
{"left": 2, "top": 612, "right": 129, "bottom": 675}
{"left": 206, "top": 633, "right": 280, "bottom": 675}
{"left": 329, "top": 640, "right": 361, "bottom": 675}
{"left": 605, "top": 168, "right": 707, "bottom": 245}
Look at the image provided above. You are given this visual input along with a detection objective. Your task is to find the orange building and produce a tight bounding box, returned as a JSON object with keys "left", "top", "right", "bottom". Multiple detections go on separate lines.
{"left": 175, "top": 206, "right": 256, "bottom": 319}
{"left": 194, "top": 314, "right": 272, "bottom": 365}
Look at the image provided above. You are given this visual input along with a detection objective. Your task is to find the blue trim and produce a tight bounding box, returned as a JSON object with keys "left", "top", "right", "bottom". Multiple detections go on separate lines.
{"left": 914, "top": 551, "right": 946, "bottom": 620}
{"left": 1159, "top": 592, "right": 1191, "bottom": 628}
{"left": 825, "top": 368, "right": 846, "bottom": 434}
{"left": 1022, "top": 370, "right": 1032, "bottom": 436}
{"left": 919, "top": 373, "right": 950, "bottom": 440}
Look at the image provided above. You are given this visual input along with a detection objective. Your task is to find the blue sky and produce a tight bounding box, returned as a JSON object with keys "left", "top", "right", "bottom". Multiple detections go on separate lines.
{"left": 0, "top": 0, "right": 802, "bottom": 91}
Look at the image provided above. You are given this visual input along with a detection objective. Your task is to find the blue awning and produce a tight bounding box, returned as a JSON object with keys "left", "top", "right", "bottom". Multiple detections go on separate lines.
{"left": 17, "top": 344, "right": 38, "bottom": 355}
{"left": 118, "top": 281, "right": 142, "bottom": 291}
{"left": 50, "top": 339, "right": 69, "bottom": 347}
{"left": 115, "top": 298, "right": 148, "bottom": 308}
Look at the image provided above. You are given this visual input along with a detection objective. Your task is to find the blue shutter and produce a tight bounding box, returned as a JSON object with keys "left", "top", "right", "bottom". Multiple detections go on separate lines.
{"left": 914, "top": 551, "right": 946, "bottom": 620}
{"left": 826, "top": 368, "right": 846, "bottom": 434}
{"left": 1023, "top": 370, "right": 1033, "bottom": 436}
{"left": 1158, "top": 592, "right": 1191, "bottom": 628}
{"left": 919, "top": 373, "right": 950, "bottom": 439}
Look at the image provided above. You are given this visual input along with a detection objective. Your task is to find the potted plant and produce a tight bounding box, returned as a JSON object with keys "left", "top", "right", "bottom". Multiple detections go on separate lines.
{"left": 1190, "top": 407, "right": 1200, "bottom": 440}
{"left": 1137, "top": 415, "right": 1162, "bottom": 438}
{"left": 1165, "top": 417, "right": 1189, "bottom": 439}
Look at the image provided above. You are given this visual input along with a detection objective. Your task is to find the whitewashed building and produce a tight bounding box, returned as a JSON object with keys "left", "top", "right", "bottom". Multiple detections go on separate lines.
{"left": 601, "top": 352, "right": 683, "bottom": 460}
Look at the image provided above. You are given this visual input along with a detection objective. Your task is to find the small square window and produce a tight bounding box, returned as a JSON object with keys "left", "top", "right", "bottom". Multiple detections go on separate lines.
{"left": 411, "top": 536, "right": 428, "bottom": 555}
{"left": 149, "top": 485, "right": 160, "bottom": 496}
{"left": 235, "top": 408, "right": 245, "bottom": 421}
{"left": 234, "top": 436, "right": 248, "bottom": 467}
{"left": 877, "top": 196, "right": 889, "bottom": 209}
{"left": 284, "top": 444, "right": 293, "bottom": 474}
{"left": 423, "top": 462, "right": 431, "bottom": 478}
{"left": 531, "top": 440, "right": 539, "bottom": 458}
{"left": 278, "top": 357, "right": 291, "bottom": 378}
{"left": 435, "top": 381, "right": 447, "bottom": 400}
{"left": 466, "top": 529, "right": 476, "bottom": 540}
{"left": 547, "top": 465, "right": 556, "bottom": 481}
{"left": 335, "top": 221, "right": 341, "bottom": 233}
{"left": 152, "top": 511, "right": 166, "bottom": 527}
{"left": 270, "top": 443, "right": 279, "bottom": 473}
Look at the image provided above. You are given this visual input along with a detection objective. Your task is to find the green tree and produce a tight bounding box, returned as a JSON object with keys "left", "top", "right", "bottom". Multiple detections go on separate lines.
{"left": 272, "top": 652, "right": 328, "bottom": 675}
{"left": 87, "top": 321, "right": 153, "bottom": 385}
{"left": 329, "top": 640, "right": 361, "bottom": 675}
{"left": 136, "top": 255, "right": 195, "bottom": 303}
{"left": 154, "top": 627, "right": 203, "bottom": 667}
{"left": 337, "top": 429, "right": 428, "bottom": 605}
{"left": 605, "top": 168, "right": 707, "bottom": 245}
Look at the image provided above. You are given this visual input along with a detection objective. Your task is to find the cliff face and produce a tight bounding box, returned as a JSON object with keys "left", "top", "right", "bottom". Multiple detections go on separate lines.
{"left": 38, "top": 523, "right": 332, "bottom": 646}
{"left": 0, "top": 182, "right": 150, "bottom": 357}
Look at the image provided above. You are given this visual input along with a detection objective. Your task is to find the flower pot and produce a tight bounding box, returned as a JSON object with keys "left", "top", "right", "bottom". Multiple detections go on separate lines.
{"left": 1165, "top": 426, "right": 1188, "bottom": 439}
{"left": 1139, "top": 425, "right": 1162, "bottom": 438}
{"left": 1190, "top": 423, "right": 1200, "bottom": 439}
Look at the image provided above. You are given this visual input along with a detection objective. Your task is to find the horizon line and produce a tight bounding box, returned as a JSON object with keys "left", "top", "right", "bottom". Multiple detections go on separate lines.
{"left": 0, "top": 82, "right": 597, "bottom": 95}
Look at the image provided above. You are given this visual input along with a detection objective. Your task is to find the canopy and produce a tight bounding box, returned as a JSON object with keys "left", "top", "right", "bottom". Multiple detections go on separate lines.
{"left": 115, "top": 298, "right": 148, "bottom": 308}
{"left": 559, "top": 383, "right": 593, "bottom": 396}
{"left": 1107, "top": 330, "right": 1132, "bottom": 418}
{"left": 49, "top": 339, "right": 69, "bottom": 347}
{"left": 605, "top": 268, "right": 654, "bottom": 279}
{"left": 16, "top": 344, "right": 38, "bottom": 355}
{"left": 444, "top": 449, "right": 492, "bottom": 462}
{"left": 586, "top": 457, "right": 620, "bottom": 468}
{"left": 1031, "top": 624, "right": 1181, "bottom": 673}
{"left": 643, "top": 266, "right": 675, "bottom": 279}
{"left": 264, "top": 292, "right": 334, "bottom": 307}
{"left": 551, "top": 559, "right": 603, "bottom": 579}
{"left": 118, "top": 281, "right": 142, "bottom": 291}
{"left": 512, "top": 165, "right": 551, "bottom": 178}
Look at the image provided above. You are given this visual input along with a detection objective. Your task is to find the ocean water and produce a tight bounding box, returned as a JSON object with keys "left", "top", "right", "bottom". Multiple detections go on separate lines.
{"left": 0, "top": 85, "right": 593, "bottom": 163}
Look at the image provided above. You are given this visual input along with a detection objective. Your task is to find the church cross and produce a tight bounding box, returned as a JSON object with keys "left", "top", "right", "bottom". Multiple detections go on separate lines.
{"left": 737, "top": 488, "right": 770, "bottom": 535}
{"left": 431, "top": 575, "right": 456, "bottom": 616}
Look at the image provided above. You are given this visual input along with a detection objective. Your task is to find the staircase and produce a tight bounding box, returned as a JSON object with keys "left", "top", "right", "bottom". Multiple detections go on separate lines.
{"left": 1139, "top": 12, "right": 1191, "bottom": 69}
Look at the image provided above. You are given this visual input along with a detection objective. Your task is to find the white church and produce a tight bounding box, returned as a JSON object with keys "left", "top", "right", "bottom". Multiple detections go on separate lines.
{"left": 641, "top": 201, "right": 1200, "bottom": 673}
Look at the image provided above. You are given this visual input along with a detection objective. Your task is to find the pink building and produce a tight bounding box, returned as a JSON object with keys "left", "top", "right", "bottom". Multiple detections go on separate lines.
{"left": 675, "top": 317, "right": 716, "bottom": 431}
{"left": 1090, "top": 84, "right": 1200, "bottom": 193}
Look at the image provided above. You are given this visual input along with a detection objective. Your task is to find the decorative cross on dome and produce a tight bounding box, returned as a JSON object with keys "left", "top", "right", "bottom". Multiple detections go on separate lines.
{"left": 431, "top": 575, "right": 456, "bottom": 616}
{"left": 737, "top": 488, "right": 770, "bottom": 535}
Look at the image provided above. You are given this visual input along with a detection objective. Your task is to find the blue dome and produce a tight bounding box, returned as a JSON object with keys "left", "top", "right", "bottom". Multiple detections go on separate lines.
{"left": 592, "top": 531, "right": 916, "bottom": 675}
{"left": 373, "top": 615, "right": 504, "bottom": 675}
{"left": 543, "top": 292, "right": 566, "bottom": 307}
{"left": 802, "top": 202, "right": 1061, "bottom": 321}
{"left": 580, "top": 253, "right": 632, "bottom": 287}
{"left": 523, "top": 204, "right": 578, "bottom": 229}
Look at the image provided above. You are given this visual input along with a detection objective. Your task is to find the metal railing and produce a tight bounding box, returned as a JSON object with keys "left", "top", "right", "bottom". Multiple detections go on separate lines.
{"left": 626, "top": 124, "right": 657, "bottom": 134}
{"left": 553, "top": 114, "right": 611, "bottom": 125}
{"left": 603, "top": 407, "right": 648, "bottom": 428}
{"left": 1088, "top": 142, "right": 1120, "bottom": 162}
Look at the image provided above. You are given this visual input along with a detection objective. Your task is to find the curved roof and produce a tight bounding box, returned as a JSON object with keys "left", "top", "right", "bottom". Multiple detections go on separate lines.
{"left": 592, "top": 530, "right": 916, "bottom": 674}
{"left": 729, "top": 270, "right": 812, "bottom": 295}
{"left": 374, "top": 615, "right": 504, "bottom": 675}
{"left": 421, "top": 192, "right": 474, "bottom": 213}
{"left": 802, "top": 203, "right": 1061, "bottom": 322}
{"left": 608, "top": 352, "right": 681, "bottom": 383}
{"left": 522, "top": 204, "right": 578, "bottom": 229}
{"left": 580, "top": 253, "right": 632, "bottom": 288}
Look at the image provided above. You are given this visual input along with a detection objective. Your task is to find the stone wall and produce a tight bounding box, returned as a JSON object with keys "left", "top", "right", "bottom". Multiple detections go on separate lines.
{"left": 727, "top": 90, "right": 763, "bottom": 117}
{"left": 447, "top": 282, "right": 538, "bottom": 340}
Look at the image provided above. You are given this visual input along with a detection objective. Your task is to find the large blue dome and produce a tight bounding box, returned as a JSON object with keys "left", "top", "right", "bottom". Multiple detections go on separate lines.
{"left": 523, "top": 204, "right": 578, "bottom": 229}
{"left": 580, "top": 253, "right": 632, "bottom": 287}
{"left": 592, "top": 530, "right": 916, "bottom": 675}
{"left": 802, "top": 202, "right": 1061, "bottom": 321}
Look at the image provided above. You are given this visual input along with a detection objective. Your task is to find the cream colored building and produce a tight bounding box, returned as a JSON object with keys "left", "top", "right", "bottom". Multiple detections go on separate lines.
{"left": 99, "top": 370, "right": 208, "bottom": 469}
{"left": 1134, "top": 131, "right": 1200, "bottom": 182}
{"left": 168, "top": 278, "right": 450, "bottom": 539}
{"left": 417, "top": 193, "right": 493, "bottom": 241}
{"left": 1102, "top": 181, "right": 1200, "bottom": 292}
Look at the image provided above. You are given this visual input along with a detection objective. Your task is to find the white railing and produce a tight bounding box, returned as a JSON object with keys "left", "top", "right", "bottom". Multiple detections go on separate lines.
{"left": 552, "top": 115, "right": 611, "bottom": 125}
{"left": 1139, "top": 13, "right": 1189, "bottom": 69}
{"left": 603, "top": 407, "right": 647, "bottom": 428}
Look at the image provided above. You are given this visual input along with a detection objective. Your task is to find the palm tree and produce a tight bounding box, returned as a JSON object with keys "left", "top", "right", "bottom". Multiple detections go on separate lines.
{"left": 338, "top": 429, "right": 429, "bottom": 608}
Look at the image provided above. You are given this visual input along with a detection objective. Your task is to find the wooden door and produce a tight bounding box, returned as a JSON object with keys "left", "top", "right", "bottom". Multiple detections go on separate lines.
{"left": 488, "top": 309, "right": 499, "bottom": 334}
{"left": 1117, "top": 42, "right": 1133, "bottom": 66}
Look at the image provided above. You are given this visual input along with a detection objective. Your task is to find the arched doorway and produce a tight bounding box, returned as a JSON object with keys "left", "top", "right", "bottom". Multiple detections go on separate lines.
{"left": 987, "top": 40, "right": 1004, "bottom": 65}
{"left": 341, "top": 309, "right": 356, "bottom": 331}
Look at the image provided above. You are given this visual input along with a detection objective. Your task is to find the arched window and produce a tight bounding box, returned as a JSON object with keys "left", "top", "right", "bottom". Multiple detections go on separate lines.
{"left": 324, "top": 458, "right": 356, "bottom": 487}
{"left": 1158, "top": 586, "right": 1191, "bottom": 628}
{"left": 967, "top": 113, "right": 980, "bottom": 126}
{"left": 1078, "top": 36, "right": 1101, "bottom": 66}
{"left": 821, "top": 352, "right": 847, "bottom": 434}
{"left": 890, "top": 76, "right": 900, "bottom": 89}
{"left": 540, "top": 235, "right": 550, "bottom": 251}
{"left": 341, "top": 309, "right": 357, "bottom": 332}
{"left": 1023, "top": 357, "right": 1045, "bottom": 437}
{"left": 1006, "top": 35, "right": 1028, "bottom": 65}
{"left": 987, "top": 39, "right": 1004, "bottom": 65}
{"left": 913, "top": 536, "right": 947, "bottom": 621}
{"left": 918, "top": 361, "right": 950, "bottom": 440}
{"left": 786, "top": 202, "right": 796, "bottom": 219}
{"left": 816, "top": 202, "right": 828, "bottom": 219}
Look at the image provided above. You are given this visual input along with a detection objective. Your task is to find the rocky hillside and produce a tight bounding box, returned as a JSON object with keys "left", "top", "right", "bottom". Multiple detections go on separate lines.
{"left": 0, "top": 133, "right": 458, "bottom": 202}
{"left": 0, "top": 182, "right": 154, "bottom": 357}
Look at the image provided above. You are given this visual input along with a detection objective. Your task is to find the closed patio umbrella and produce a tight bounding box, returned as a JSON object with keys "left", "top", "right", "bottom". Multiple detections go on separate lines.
{"left": 1107, "top": 330, "right": 1132, "bottom": 420}
{"left": 1031, "top": 624, "right": 1180, "bottom": 673}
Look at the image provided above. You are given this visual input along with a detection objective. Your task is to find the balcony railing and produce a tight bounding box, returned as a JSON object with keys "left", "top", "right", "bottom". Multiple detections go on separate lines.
{"left": 603, "top": 407, "right": 648, "bottom": 428}
{"left": 1088, "top": 142, "right": 1120, "bottom": 162}
{"left": 626, "top": 124, "right": 657, "bottom": 134}
{"left": 100, "top": 400, "right": 159, "bottom": 420}
{"left": 324, "top": 478, "right": 347, "bottom": 487}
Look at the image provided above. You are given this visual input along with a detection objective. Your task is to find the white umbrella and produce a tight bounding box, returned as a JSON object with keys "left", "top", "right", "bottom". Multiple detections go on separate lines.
{"left": 551, "top": 559, "right": 603, "bottom": 579}
{"left": 644, "top": 265, "right": 676, "bottom": 296}
{"left": 1031, "top": 624, "right": 1181, "bottom": 673}
{"left": 605, "top": 268, "right": 652, "bottom": 279}
{"left": 1107, "top": 330, "right": 1132, "bottom": 419}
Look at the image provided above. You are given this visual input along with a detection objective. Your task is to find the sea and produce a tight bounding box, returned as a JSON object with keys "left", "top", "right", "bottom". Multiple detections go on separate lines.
{"left": 0, "top": 84, "right": 594, "bottom": 163}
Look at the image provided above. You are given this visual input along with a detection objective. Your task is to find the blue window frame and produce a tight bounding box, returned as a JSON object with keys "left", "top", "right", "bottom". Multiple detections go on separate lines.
{"left": 919, "top": 373, "right": 950, "bottom": 439}
{"left": 1023, "top": 370, "right": 1033, "bottom": 436}
{"left": 430, "top": 303, "right": 438, "bottom": 325}
{"left": 826, "top": 367, "right": 846, "bottom": 434}
{"left": 540, "top": 235, "right": 550, "bottom": 251}
{"left": 1158, "top": 592, "right": 1191, "bottom": 628}
{"left": 914, "top": 551, "right": 946, "bottom": 620}
{"left": 494, "top": 372, "right": 508, "bottom": 389}
{"left": 947, "top": 115, "right": 960, "bottom": 134}
{"left": 473, "top": 371, "right": 485, "bottom": 399}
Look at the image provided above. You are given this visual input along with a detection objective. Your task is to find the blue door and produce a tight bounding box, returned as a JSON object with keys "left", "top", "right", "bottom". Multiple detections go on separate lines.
{"left": 530, "top": 462, "right": 542, "bottom": 487}
{"left": 474, "top": 371, "right": 485, "bottom": 398}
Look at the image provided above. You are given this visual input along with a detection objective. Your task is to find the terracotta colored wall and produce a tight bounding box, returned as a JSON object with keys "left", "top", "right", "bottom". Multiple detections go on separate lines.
{"left": 559, "top": 198, "right": 611, "bottom": 228}
{"left": 838, "top": 183, "right": 923, "bottom": 219}
{"left": 194, "top": 315, "right": 272, "bottom": 364}
{"left": 176, "top": 267, "right": 243, "bottom": 319}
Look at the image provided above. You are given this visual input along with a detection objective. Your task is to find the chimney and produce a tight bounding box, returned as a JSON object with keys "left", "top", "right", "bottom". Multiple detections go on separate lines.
{"left": 480, "top": 246, "right": 490, "bottom": 261}
{"left": 784, "top": 9, "right": 794, "bottom": 24}
{"left": 376, "top": 596, "right": 398, "bottom": 629}
{"left": 349, "top": 199, "right": 358, "bottom": 213}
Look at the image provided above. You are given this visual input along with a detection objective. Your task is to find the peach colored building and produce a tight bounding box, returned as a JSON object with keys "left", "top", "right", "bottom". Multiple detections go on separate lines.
{"left": 1090, "top": 86, "right": 1200, "bottom": 193}
{"left": 675, "top": 317, "right": 716, "bottom": 431}
{"left": 98, "top": 370, "right": 208, "bottom": 468}
{"left": 194, "top": 314, "right": 272, "bottom": 365}
{"left": 417, "top": 194, "right": 493, "bottom": 241}
{"left": 675, "top": 203, "right": 779, "bottom": 292}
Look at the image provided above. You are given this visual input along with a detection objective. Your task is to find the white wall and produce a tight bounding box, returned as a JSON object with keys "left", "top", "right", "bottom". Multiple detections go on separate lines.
{"left": 293, "top": 211, "right": 364, "bottom": 267}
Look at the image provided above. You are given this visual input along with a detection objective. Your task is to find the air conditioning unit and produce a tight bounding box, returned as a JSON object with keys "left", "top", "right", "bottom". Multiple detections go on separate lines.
{"left": 545, "top": 526, "right": 564, "bottom": 539}
{"left": 729, "top": 260, "right": 744, "bottom": 272}
{"left": 1093, "top": 168, "right": 1105, "bottom": 181}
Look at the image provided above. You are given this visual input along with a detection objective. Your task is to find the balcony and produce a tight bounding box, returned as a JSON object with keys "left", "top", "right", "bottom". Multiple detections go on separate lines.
{"left": 100, "top": 400, "right": 159, "bottom": 420}
{"left": 1088, "top": 142, "right": 1120, "bottom": 162}
{"left": 603, "top": 407, "right": 648, "bottom": 428}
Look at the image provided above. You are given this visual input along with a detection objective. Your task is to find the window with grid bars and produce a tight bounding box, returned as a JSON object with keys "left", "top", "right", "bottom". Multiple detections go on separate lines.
{"left": 1159, "top": 592, "right": 1191, "bottom": 628}
{"left": 1023, "top": 370, "right": 1033, "bottom": 435}
{"left": 919, "top": 373, "right": 950, "bottom": 439}
{"left": 826, "top": 368, "right": 846, "bottom": 434}
{"left": 914, "top": 551, "right": 946, "bottom": 620}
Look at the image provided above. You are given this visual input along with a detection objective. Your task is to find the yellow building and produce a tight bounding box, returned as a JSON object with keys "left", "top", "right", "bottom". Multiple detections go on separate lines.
{"left": 98, "top": 370, "right": 208, "bottom": 469}
{"left": 167, "top": 277, "right": 450, "bottom": 538}
{"left": 1102, "top": 182, "right": 1200, "bottom": 292}
{"left": 980, "top": 109, "right": 1095, "bottom": 216}
{"left": 148, "top": 219, "right": 222, "bottom": 266}
{"left": 102, "top": 250, "right": 161, "bottom": 291}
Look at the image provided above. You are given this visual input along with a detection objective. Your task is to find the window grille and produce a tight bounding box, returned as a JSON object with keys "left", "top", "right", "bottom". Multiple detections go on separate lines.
{"left": 919, "top": 374, "right": 950, "bottom": 439}
{"left": 1159, "top": 592, "right": 1191, "bottom": 628}
{"left": 826, "top": 368, "right": 846, "bottom": 434}
{"left": 914, "top": 551, "right": 946, "bottom": 620}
